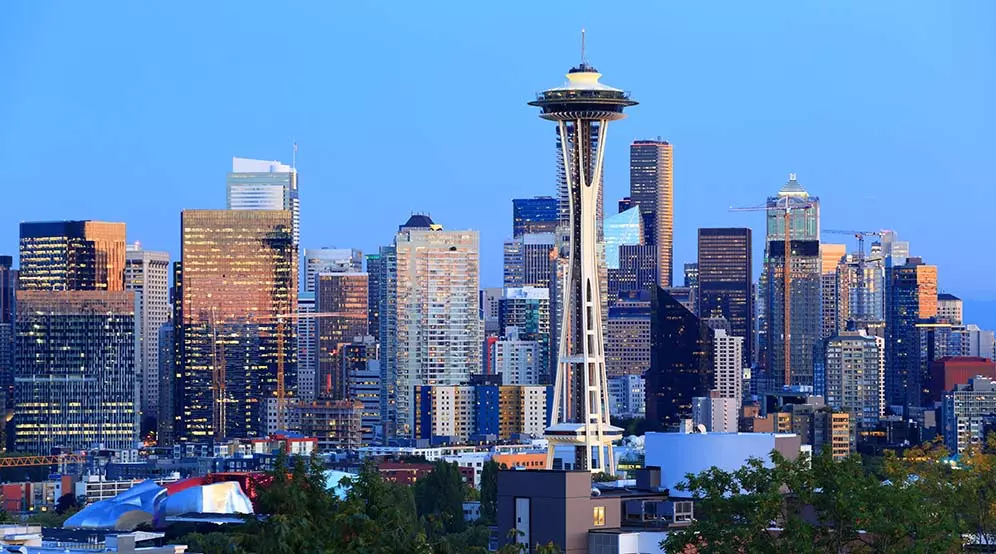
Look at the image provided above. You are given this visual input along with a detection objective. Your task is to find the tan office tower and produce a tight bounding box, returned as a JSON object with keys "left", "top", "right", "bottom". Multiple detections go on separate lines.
{"left": 177, "top": 210, "right": 297, "bottom": 441}
{"left": 124, "top": 244, "right": 171, "bottom": 436}
{"left": 392, "top": 215, "right": 480, "bottom": 437}
{"left": 630, "top": 140, "right": 673, "bottom": 287}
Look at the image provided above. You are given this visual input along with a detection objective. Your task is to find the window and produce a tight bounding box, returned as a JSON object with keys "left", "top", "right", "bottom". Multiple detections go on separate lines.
{"left": 593, "top": 506, "right": 605, "bottom": 526}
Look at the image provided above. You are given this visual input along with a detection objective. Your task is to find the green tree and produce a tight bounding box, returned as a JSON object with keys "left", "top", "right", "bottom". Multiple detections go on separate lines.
{"left": 479, "top": 460, "right": 501, "bottom": 524}
{"left": 414, "top": 460, "right": 467, "bottom": 535}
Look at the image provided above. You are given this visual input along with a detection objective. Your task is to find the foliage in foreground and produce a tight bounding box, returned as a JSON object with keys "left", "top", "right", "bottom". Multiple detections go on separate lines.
{"left": 662, "top": 440, "right": 996, "bottom": 554}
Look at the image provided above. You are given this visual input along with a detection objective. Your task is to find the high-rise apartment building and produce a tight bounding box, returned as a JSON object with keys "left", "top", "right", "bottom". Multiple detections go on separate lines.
{"left": 763, "top": 175, "right": 821, "bottom": 391}
{"left": 390, "top": 215, "right": 480, "bottom": 436}
{"left": 14, "top": 291, "right": 137, "bottom": 453}
{"left": 344, "top": 336, "right": 381, "bottom": 444}
{"left": 825, "top": 331, "right": 884, "bottom": 429}
{"left": 512, "top": 196, "right": 558, "bottom": 237}
{"left": 414, "top": 384, "right": 550, "bottom": 442}
{"left": 942, "top": 376, "right": 996, "bottom": 455}
{"left": 493, "top": 327, "right": 541, "bottom": 385}
{"left": 176, "top": 210, "right": 297, "bottom": 441}
{"left": 937, "top": 293, "right": 964, "bottom": 325}
{"left": 124, "top": 244, "right": 170, "bottom": 434}
{"left": 498, "top": 286, "right": 551, "bottom": 381}
{"left": 645, "top": 287, "right": 713, "bottom": 429}
{"left": 303, "top": 248, "right": 363, "bottom": 293}
{"left": 607, "top": 374, "right": 645, "bottom": 418}
{"left": 19, "top": 221, "right": 126, "bottom": 292}
{"left": 630, "top": 140, "right": 673, "bottom": 287}
{"left": 481, "top": 287, "right": 503, "bottom": 338}
{"left": 375, "top": 244, "right": 398, "bottom": 435}
{"left": 604, "top": 207, "right": 643, "bottom": 270}
{"left": 712, "top": 329, "right": 744, "bottom": 429}
{"left": 227, "top": 157, "right": 299, "bottom": 246}
{"left": 697, "top": 228, "right": 752, "bottom": 365}
{"left": 315, "top": 272, "right": 368, "bottom": 400}
{"left": 605, "top": 290, "right": 651, "bottom": 378}
{"left": 885, "top": 257, "right": 937, "bottom": 411}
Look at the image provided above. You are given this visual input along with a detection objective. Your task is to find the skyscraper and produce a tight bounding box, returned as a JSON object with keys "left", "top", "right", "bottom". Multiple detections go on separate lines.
{"left": 124, "top": 244, "right": 170, "bottom": 435}
{"left": 885, "top": 257, "right": 937, "bottom": 411}
{"left": 176, "top": 210, "right": 297, "bottom": 441}
{"left": 512, "top": 196, "right": 558, "bottom": 237}
{"left": 607, "top": 244, "right": 657, "bottom": 302}
{"left": 630, "top": 139, "right": 673, "bottom": 287}
{"left": 711, "top": 329, "right": 744, "bottom": 433}
{"left": 0, "top": 256, "right": 15, "bottom": 409}
{"left": 819, "top": 244, "right": 847, "bottom": 340}
{"left": 365, "top": 253, "right": 383, "bottom": 337}
{"left": 503, "top": 232, "right": 557, "bottom": 288}
{"left": 763, "top": 175, "right": 821, "bottom": 391}
{"left": 697, "top": 228, "right": 752, "bottom": 365}
{"left": 605, "top": 290, "right": 651, "bottom": 378}
{"left": 645, "top": 287, "right": 713, "bottom": 429}
{"left": 297, "top": 291, "right": 317, "bottom": 401}
{"left": 391, "top": 215, "right": 480, "bottom": 436}
{"left": 529, "top": 51, "right": 635, "bottom": 473}
{"left": 19, "top": 221, "right": 126, "bottom": 292}
{"left": 493, "top": 327, "right": 541, "bottom": 385}
{"left": 227, "top": 157, "right": 299, "bottom": 246}
{"left": 375, "top": 244, "right": 398, "bottom": 435}
{"left": 937, "top": 293, "right": 963, "bottom": 325}
{"left": 14, "top": 290, "right": 137, "bottom": 453}
{"left": 316, "top": 272, "right": 368, "bottom": 399}
{"left": 303, "top": 248, "right": 363, "bottom": 293}
{"left": 604, "top": 207, "right": 643, "bottom": 270}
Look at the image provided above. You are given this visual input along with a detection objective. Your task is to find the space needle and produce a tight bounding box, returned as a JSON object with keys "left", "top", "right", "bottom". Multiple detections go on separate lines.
{"left": 530, "top": 33, "right": 637, "bottom": 474}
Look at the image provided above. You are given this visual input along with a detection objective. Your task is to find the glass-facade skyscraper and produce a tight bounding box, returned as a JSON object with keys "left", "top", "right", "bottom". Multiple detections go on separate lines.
{"left": 19, "top": 220, "right": 126, "bottom": 292}
{"left": 512, "top": 196, "right": 558, "bottom": 238}
{"left": 630, "top": 140, "right": 674, "bottom": 287}
{"left": 303, "top": 248, "right": 363, "bottom": 293}
{"left": 14, "top": 290, "right": 138, "bottom": 453}
{"left": 316, "top": 272, "right": 368, "bottom": 400}
{"left": 697, "top": 228, "right": 752, "bottom": 366}
{"left": 176, "top": 210, "right": 297, "bottom": 441}
{"left": 227, "top": 157, "right": 300, "bottom": 246}
{"left": 885, "top": 257, "right": 937, "bottom": 411}
{"left": 604, "top": 207, "right": 643, "bottom": 270}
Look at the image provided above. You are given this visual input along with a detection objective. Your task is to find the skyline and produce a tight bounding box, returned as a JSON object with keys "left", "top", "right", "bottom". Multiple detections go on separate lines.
{"left": 1, "top": 2, "right": 994, "bottom": 313}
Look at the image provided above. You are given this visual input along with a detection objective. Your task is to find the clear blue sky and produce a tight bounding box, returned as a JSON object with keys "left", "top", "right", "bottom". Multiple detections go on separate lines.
{"left": 1, "top": 2, "right": 994, "bottom": 319}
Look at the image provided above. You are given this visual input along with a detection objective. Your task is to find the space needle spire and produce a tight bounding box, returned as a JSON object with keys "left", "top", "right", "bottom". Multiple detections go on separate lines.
{"left": 528, "top": 36, "right": 637, "bottom": 474}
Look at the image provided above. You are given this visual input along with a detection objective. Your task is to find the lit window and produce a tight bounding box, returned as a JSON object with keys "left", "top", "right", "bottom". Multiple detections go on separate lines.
{"left": 593, "top": 506, "right": 605, "bottom": 526}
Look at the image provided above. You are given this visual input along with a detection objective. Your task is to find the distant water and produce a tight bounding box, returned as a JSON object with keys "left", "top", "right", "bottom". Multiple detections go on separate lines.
{"left": 964, "top": 299, "right": 996, "bottom": 331}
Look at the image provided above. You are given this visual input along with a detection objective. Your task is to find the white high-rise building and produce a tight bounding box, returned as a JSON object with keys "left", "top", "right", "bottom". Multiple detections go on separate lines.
{"left": 825, "top": 331, "right": 885, "bottom": 429}
{"left": 494, "top": 327, "right": 540, "bottom": 385}
{"left": 937, "top": 293, "right": 964, "bottom": 325}
{"left": 303, "top": 248, "right": 363, "bottom": 293}
{"left": 227, "top": 156, "right": 300, "bottom": 246}
{"left": 711, "top": 329, "right": 744, "bottom": 432}
{"left": 297, "top": 291, "right": 317, "bottom": 401}
{"left": 392, "top": 215, "right": 480, "bottom": 436}
{"left": 124, "top": 244, "right": 170, "bottom": 431}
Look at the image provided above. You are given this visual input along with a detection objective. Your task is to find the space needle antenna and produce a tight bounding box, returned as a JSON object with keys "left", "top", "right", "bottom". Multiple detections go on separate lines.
{"left": 581, "top": 28, "right": 586, "bottom": 64}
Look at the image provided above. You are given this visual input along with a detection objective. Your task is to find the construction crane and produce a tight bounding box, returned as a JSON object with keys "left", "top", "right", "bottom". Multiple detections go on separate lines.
{"left": 731, "top": 183, "right": 815, "bottom": 388}
{"left": 0, "top": 453, "right": 86, "bottom": 472}
{"left": 823, "top": 229, "right": 887, "bottom": 320}
{"left": 239, "top": 311, "right": 348, "bottom": 431}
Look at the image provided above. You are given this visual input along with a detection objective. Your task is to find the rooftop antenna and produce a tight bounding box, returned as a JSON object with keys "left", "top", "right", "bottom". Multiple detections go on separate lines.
{"left": 581, "top": 28, "right": 586, "bottom": 65}
{"left": 292, "top": 141, "right": 298, "bottom": 170}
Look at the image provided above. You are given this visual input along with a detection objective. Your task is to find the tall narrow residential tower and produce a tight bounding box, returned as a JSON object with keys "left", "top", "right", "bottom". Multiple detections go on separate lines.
{"left": 529, "top": 44, "right": 636, "bottom": 473}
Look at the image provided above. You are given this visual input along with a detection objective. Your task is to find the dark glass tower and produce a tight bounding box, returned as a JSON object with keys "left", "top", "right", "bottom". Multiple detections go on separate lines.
{"left": 885, "top": 258, "right": 937, "bottom": 411}
{"left": 512, "top": 196, "right": 558, "bottom": 238}
{"left": 645, "top": 287, "right": 713, "bottom": 429}
{"left": 630, "top": 140, "right": 673, "bottom": 287}
{"left": 697, "top": 228, "right": 753, "bottom": 366}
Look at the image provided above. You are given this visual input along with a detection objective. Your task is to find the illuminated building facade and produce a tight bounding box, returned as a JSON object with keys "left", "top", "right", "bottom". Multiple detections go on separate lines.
{"left": 316, "top": 272, "right": 368, "bottom": 399}
{"left": 885, "top": 257, "right": 938, "bottom": 410}
{"left": 512, "top": 196, "right": 558, "bottom": 237}
{"left": 630, "top": 139, "right": 674, "bottom": 287}
{"left": 19, "top": 220, "right": 126, "bottom": 292}
{"left": 392, "top": 217, "right": 480, "bottom": 436}
{"left": 13, "top": 290, "right": 138, "bottom": 453}
{"left": 697, "top": 228, "right": 752, "bottom": 365}
{"left": 176, "top": 210, "right": 297, "bottom": 441}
